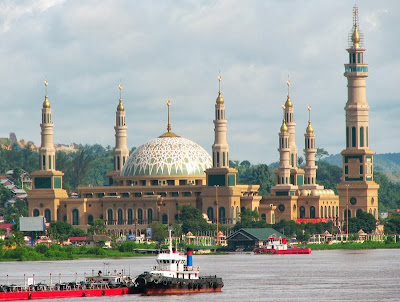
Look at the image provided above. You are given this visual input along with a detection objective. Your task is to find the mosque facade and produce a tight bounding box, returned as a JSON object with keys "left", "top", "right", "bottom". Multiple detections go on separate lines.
{"left": 27, "top": 7, "right": 378, "bottom": 235}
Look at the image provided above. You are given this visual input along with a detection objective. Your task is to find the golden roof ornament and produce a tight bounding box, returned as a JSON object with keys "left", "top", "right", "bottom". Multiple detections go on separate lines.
{"left": 216, "top": 74, "right": 224, "bottom": 104}
{"left": 306, "top": 105, "right": 314, "bottom": 134}
{"left": 351, "top": 6, "right": 362, "bottom": 48}
{"left": 280, "top": 104, "right": 288, "bottom": 133}
{"left": 43, "top": 80, "right": 51, "bottom": 109}
{"left": 159, "top": 98, "right": 178, "bottom": 138}
{"left": 285, "top": 79, "right": 293, "bottom": 108}
{"left": 117, "top": 82, "right": 125, "bottom": 111}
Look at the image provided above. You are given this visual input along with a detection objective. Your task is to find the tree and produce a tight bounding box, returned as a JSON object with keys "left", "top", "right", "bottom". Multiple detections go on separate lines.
{"left": 87, "top": 219, "right": 106, "bottom": 235}
{"left": 178, "top": 205, "right": 213, "bottom": 233}
{"left": 48, "top": 221, "right": 73, "bottom": 242}
{"left": 296, "top": 228, "right": 310, "bottom": 243}
{"left": 148, "top": 221, "right": 168, "bottom": 243}
{"left": 384, "top": 214, "right": 400, "bottom": 234}
{"left": 240, "top": 160, "right": 251, "bottom": 168}
{"left": 70, "top": 147, "right": 93, "bottom": 189}
{"left": 233, "top": 209, "right": 267, "bottom": 230}
{"left": 344, "top": 212, "right": 377, "bottom": 234}
{"left": 316, "top": 148, "right": 329, "bottom": 162}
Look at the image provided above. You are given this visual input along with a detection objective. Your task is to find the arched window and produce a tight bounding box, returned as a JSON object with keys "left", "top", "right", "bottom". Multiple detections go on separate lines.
{"left": 162, "top": 213, "right": 168, "bottom": 224}
{"left": 223, "top": 152, "right": 226, "bottom": 167}
{"left": 117, "top": 156, "right": 121, "bottom": 170}
{"left": 231, "top": 206, "right": 234, "bottom": 221}
{"left": 366, "top": 127, "right": 369, "bottom": 146}
{"left": 356, "top": 209, "right": 363, "bottom": 217}
{"left": 128, "top": 209, "right": 133, "bottom": 224}
{"left": 219, "top": 207, "right": 226, "bottom": 223}
{"left": 299, "top": 206, "right": 305, "bottom": 218}
{"left": 72, "top": 209, "right": 79, "bottom": 225}
{"left": 207, "top": 207, "right": 214, "bottom": 221}
{"left": 117, "top": 209, "right": 123, "bottom": 225}
{"left": 352, "top": 127, "right": 356, "bottom": 147}
{"left": 107, "top": 209, "right": 113, "bottom": 225}
{"left": 236, "top": 206, "right": 239, "bottom": 220}
{"left": 138, "top": 209, "right": 143, "bottom": 224}
{"left": 344, "top": 209, "right": 352, "bottom": 219}
{"left": 44, "top": 209, "right": 51, "bottom": 222}
{"left": 373, "top": 208, "right": 376, "bottom": 219}
{"left": 241, "top": 207, "right": 246, "bottom": 213}
{"left": 328, "top": 206, "right": 331, "bottom": 218}
{"left": 216, "top": 152, "right": 220, "bottom": 167}
{"left": 320, "top": 206, "right": 323, "bottom": 218}
{"left": 148, "top": 208, "right": 153, "bottom": 224}
{"left": 261, "top": 213, "right": 266, "bottom": 221}
{"left": 88, "top": 215, "right": 94, "bottom": 225}
{"left": 324, "top": 206, "right": 327, "bottom": 218}
{"left": 310, "top": 206, "right": 315, "bottom": 218}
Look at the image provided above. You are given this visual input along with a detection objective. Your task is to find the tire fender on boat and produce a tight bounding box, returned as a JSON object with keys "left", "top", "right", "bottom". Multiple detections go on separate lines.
{"left": 82, "top": 292, "right": 86, "bottom": 297}
{"left": 28, "top": 293, "right": 32, "bottom": 300}
{"left": 102, "top": 290, "right": 106, "bottom": 296}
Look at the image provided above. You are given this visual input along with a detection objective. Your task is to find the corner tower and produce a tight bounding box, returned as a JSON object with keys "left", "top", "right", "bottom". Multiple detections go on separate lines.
{"left": 28, "top": 81, "right": 68, "bottom": 222}
{"left": 113, "top": 83, "right": 129, "bottom": 171}
{"left": 337, "top": 6, "right": 379, "bottom": 221}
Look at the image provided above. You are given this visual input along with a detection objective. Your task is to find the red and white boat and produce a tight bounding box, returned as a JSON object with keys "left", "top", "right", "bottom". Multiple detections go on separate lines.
{"left": 254, "top": 236, "right": 311, "bottom": 255}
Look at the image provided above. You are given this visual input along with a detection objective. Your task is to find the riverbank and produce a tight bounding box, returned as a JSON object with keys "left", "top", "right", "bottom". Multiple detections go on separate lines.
{"left": 306, "top": 240, "right": 400, "bottom": 250}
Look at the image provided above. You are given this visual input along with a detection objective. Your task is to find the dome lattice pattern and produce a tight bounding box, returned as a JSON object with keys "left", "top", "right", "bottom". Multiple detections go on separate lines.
{"left": 121, "top": 136, "right": 212, "bottom": 176}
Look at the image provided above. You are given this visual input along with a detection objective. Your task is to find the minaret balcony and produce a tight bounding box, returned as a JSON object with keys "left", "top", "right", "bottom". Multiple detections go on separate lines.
{"left": 344, "top": 66, "right": 368, "bottom": 73}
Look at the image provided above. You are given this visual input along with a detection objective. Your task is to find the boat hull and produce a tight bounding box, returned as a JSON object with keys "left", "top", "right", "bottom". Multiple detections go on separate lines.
{"left": 128, "top": 273, "right": 223, "bottom": 296}
{"left": 0, "top": 288, "right": 128, "bottom": 301}
{"left": 254, "top": 247, "right": 311, "bottom": 254}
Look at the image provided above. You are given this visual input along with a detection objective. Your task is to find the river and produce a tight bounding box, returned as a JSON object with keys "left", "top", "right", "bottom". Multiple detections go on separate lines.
{"left": 1, "top": 249, "right": 399, "bottom": 301}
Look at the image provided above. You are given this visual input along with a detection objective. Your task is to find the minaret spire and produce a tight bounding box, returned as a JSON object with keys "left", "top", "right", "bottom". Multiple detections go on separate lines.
{"left": 113, "top": 82, "right": 129, "bottom": 172}
{"left": 283, "top": 79, "right": 297, "bottom": 168}
{"left": 303, "top": 105, "right": 320, "bottom": 188}
{"left": 39, "top": 80, "right": 55, "bottom": 171}
{"left": 212, "top": 73, "right": 229, "bottom": 168}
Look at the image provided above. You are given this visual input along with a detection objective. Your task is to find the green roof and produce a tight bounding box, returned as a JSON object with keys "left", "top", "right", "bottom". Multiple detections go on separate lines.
{"left": 227, "top": 228, "right": 285, "bottom": 241}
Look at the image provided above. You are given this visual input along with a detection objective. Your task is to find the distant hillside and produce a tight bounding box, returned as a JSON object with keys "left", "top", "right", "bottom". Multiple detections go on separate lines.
{"left": 323, "top": 153, "right": 400, "bottom": 183}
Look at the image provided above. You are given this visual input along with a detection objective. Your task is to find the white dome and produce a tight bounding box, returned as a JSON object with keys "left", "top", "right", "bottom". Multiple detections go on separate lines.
{"left": 121, "top": 136, "right": 212, "bottom": 176}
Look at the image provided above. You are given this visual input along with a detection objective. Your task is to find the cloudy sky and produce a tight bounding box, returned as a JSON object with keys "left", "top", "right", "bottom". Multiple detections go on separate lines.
{"left": 1, "top": 0, "right": 398, "bottom": 164}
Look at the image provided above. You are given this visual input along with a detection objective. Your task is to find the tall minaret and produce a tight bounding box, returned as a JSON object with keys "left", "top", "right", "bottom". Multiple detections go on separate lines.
{"left": 39, "top": 80, "right": 56, "bottom": 171}
{"left": 276, "top": 106, "right": 291, "bottom": 185}
{"left": 114, "top": 83, "right": 129, "bottom": 171}
{"left": 303, "top": 106, "right": 320, "bottom": 188}
{"left": 212, "top": 74, "right": 229, "bottom": 168}
{"left": 284, "top": 80, "right": 298, "bottom": 168}
{"left": 338, "top": 6, "right": 379, "bottom": 220}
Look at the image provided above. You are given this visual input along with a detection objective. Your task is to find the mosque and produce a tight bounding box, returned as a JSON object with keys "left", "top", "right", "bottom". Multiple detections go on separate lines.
{"left": 27, "top": 7, "right": 379, "bottom": 235}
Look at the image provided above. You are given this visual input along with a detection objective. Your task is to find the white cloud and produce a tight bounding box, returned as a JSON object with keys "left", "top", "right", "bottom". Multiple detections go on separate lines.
{"left": 0, "top": 0, "right": 399, "bottom": 166}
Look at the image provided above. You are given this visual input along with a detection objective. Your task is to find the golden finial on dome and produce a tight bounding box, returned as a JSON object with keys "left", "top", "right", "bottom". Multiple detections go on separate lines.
{"left": 159, "top": 98, "right": 178, "bottom": 138}
{"left": 285, "top": 78, "right": 293, "bottom": 108}
{"left": 43, "top": 80, "right": 51, "bottom": 108}
{"left": 216, "top": 73, "right": 224, "bottom": 104}
{"left": 306, "top": 105, "right": 314, "bottom": 134}
{"left": 117, "top": 82, "right": 124, "bottom": 111}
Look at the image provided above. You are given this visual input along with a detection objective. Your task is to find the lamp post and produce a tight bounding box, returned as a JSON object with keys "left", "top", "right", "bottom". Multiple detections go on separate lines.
{"left": 345, "top": 184, "right": 349, "bottom": 238}
{"left": 215, "top": 185, "right": 219, "bottom": 246}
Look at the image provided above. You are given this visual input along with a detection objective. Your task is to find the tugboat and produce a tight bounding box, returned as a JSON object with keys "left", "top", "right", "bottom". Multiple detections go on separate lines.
{"left": 0, "top": 269, "right": 132, "bottom": 301}
{"left": 128, "top": 229, "right": 223, "bottom": 295}
{"left": 254, "top": 236, "right": 311, "bottom": 254}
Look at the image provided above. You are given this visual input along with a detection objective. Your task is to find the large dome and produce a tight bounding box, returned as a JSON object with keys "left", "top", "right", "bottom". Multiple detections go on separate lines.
{"left": 121, "top": 136, "right": 212, "bottom": 176}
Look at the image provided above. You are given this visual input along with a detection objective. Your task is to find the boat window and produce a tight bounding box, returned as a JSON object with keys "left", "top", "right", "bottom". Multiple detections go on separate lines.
{"left": 172, "top": 260, "right": 175, "bottom": 263}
